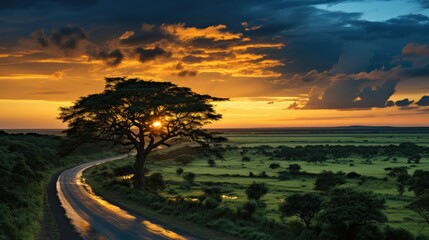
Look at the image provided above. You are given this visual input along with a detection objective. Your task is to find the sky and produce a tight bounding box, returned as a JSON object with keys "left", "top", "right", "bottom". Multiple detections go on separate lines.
{"left": 1, "top": 0, "right": 429, "bottom": 128}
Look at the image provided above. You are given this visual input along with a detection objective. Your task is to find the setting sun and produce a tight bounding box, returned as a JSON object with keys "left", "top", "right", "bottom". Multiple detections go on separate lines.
{"left": 152, "top": 121, "right": 162, "bottom": 128}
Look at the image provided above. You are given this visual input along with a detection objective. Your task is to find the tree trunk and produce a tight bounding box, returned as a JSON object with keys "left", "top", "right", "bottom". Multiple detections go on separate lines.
{"left": 134, "top": 153, "right": 146, "bottom": 190}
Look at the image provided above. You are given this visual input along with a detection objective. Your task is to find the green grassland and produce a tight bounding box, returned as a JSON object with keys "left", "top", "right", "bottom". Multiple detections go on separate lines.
{"left": 84, "top": 131, "right": 429, "bottom": 239}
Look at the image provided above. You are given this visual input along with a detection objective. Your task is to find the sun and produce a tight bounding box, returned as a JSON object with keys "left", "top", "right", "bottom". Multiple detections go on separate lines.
{"left": 152, "top": 121, "right": 162, "bottom": 128}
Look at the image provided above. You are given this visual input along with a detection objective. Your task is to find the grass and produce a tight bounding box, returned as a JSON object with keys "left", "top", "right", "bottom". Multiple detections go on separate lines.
{"left": 84, "top": 132, "right": 429, "bottom": 238}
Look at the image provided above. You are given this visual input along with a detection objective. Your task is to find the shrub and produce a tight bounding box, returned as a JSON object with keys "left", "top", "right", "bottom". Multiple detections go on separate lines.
{"left": 183, "top": 172, "right": 196, "bottom": 185}
{"left": 146, "top": 172, "right": 165, "bottom": 191}
{"left": 176, "top": 167, "right": 184, "bottom": 176}
{"left": 346, "top": 171, "right": 361, "bottom": 178}
{"left": 287, "top": 164, "right": 301, "bottom": 174}
{"left": 246, "top": 182, "right": 268, "bottom": 200}
{"left": 208, "top": 159, "right": 216, "bottom": 167}
{"left": 269, "top": 163, "right": 280, "bottom": 169}
{"left": 242, "top": 156, "right": 251, "bottom": 162}
{"left": 242, "top": 200, "right": 258, "bottom": 219}
{"left": 384, "top": 226, "right": 414, "bottom": 240}
{"left": 203, "top": 197, "right": 221, "bottom": 209}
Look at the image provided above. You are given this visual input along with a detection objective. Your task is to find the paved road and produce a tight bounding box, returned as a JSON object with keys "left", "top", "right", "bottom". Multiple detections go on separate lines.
{"left": 56, "top": 155, "right": 198, "bottom": 240}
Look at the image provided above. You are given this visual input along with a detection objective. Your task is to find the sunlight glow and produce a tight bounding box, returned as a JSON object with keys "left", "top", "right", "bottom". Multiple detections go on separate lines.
{"left": 152, "top": 120, "right": 162, "bottom": 128}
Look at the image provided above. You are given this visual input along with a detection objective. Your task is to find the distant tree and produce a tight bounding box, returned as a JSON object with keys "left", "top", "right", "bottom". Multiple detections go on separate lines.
{"left": 242, "top": 156, "right": 251, "bottom": 162}
{"left": 318, "top": 188, "right": 387, "bottom": 240}
{"left": 287, "top": 164, "right": 301, "bottom": 174}
{"left": 246, "top": 182, "right": 268, "bottom": 200}
{"left": 308, "top": 153, "right": 327, "bottom": 164}
{"left": 269, "top": 163, "right": 280, "bottom": 169}
{"left": 208, "top": 159, "right": 216, "bottom": 167}
{"left": 408, "top": 154, "right": 422, "bottom": 164}
{"left": 176, "top": 167, "right": 184, "bottom": 176}
{"left": 183, "top": 172, "right": 196, "bottom": 185}
{"left": 201, "top": 186, "right": 222, "bottom": 201}
{"left": 408, "top": 170, "right": 429, "bottom": 196}
{"left": 59, "top": 77, "right": 227, "bottom": 189}
{"left": 314, "top": 171, "right": 346, "bottom": 192}
{"left": 408, "top": 193, "right": 429, "bottom": 225}
{"left": 279, "top": 193, "right": 323, "bottom": 227}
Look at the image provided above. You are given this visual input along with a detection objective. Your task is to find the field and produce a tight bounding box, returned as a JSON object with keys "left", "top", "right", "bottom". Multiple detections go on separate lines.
{"left": 84, "top": 128, "right": 429, "bottom": 239}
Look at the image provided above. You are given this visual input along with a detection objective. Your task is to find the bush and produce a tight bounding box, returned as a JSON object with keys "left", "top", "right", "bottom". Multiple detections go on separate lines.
{"left": 113, "top": 165, "right": 134, "bottom": 177}
{"left": 176, "top": 167, "right": 184, "bottom": 176}
{"left": 346, "top": 171, "right": 361, "bottom": 179}
{"left": 208, "top": 159, "right": 216, "bottom": 167}
{"left": 246, "top": 182, "right": 268, "bottom": 200}
{"left": 242, "top": 156, "right": 251, "bottom": 162}
{"left": 269, "top": 163, "right": 280, "bottom": 169}
{"left": 384, "top": 226, "right": 415, "bottom": 240}
{"left": 203, "top": 197, "right": 221, "bottom": 209}
{"left": 146, "top": 172, "right": 165, "bottom": 191}
{"left": 242, "top": 200, "right": 258, "bottom": 220}
{"left": 183, "top": 172, "right": 196, "bottom": 184}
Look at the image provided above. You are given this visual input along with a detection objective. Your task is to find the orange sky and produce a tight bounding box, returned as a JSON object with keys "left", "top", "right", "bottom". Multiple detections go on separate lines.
{"left": 1, "top": 23, "right": 428, "bottom": 129}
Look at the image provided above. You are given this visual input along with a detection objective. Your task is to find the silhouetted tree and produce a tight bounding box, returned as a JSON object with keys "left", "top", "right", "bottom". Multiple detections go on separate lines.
{"left": 279, "top": 193, "right": 323, "bottom": 227}
{"left": 318, "top": 188, "right": 387, "bottom": 240}
{"left": 408, "top": 193, "right": 429, "bottom": 225}
{"left": 314, "top": 171, "right": 346, "bottom": 192}
{"left": 408, "top": 170, "right": 429, "bottom": 196}
{"left": 246, "top": 182, "right": 268, "bottom": 200}
{"left": 59, "top": 77, "right": 227, "bottom": 189}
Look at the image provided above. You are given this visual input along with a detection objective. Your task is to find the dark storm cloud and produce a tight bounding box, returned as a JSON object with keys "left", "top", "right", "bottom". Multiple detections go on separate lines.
{"left": 135, "top": 46, "right": 171, "bottom": 62}
{"left": 0, "top": 0, "right": 98, "bottom": 11}
{"left": 395, "top": 98, "right": 414, "bottom": 107}
{"left": 50, "top": 25, "right": 87, "bottom": 49}
{"left": 301, "top": 79, "right": 398, "bottom": 110}
{"left": 33, "top": 25, "right": 87, "bottom": 50}
{"left": 97, "top": 49, "right": 124, "bottom": 66}
{"left": 417, "top": 95, "right": 429, "bottom": 106}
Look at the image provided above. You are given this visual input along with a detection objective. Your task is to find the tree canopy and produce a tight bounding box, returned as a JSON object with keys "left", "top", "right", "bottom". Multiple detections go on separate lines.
{"left": 59, "top": 77, "right": 228, "bottom": 188}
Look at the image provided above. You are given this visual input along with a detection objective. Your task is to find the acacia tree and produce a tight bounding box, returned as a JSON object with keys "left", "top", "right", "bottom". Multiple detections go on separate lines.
{"left": 59, "top": 77, "right": 228, "bottom": 189}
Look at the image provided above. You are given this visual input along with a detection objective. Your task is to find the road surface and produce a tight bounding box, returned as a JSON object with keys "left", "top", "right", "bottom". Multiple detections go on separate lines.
{"left": 56, "top": 155, "right": 198, "bottom": 240}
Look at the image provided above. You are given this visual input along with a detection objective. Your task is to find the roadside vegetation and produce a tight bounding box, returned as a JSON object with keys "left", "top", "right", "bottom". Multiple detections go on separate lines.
{"left": 0, "top": 130, "right": 119, "bottom": 240}
{"left": 84, "top": 133, "right": 429, "bottom": 240}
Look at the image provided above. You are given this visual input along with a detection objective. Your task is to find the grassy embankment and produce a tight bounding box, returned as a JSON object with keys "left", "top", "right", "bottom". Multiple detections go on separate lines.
{"left": 0, "top": 131, "right": 119, "bottom": 240}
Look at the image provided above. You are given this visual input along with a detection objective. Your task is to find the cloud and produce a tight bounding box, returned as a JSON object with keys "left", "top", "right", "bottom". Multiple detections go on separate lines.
{"left": 135, "top": 46, "right": 171, "bottom": 62}
{"left": 49, "top": 25, "right": 87, "bottom": 50}
{"left": 417, "top": 95, "right": 429, "bottom": 106}
{"left": 290, "top": 79, "right": 398, "bottom": 110}
{"left": 402, "top": 43, "right": 429, "bottom": 56}
{"left": 31, "top": 30, "right": 49, "bottom": 47}
{"left": 177, "top": 70, "right": 197, "bottom": 77}
{"left": 97, "top": 49, "right": 124, "bottom": 66}
{"left": 162, "top": 24, "right": 242, "bottom": 41}
{"left": 395, "top": 98, "right": 414, "bottom": 107}
{"left": 33, "top": 25, "right": 87, "bottom": 51}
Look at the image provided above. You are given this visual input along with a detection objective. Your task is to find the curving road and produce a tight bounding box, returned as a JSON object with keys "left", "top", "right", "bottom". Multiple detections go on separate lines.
{"left": 56, "top": 155, "right": 198, "bottom": 240}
